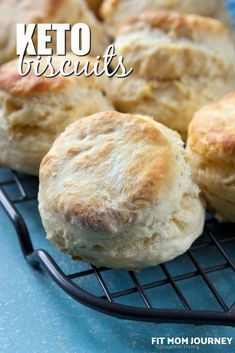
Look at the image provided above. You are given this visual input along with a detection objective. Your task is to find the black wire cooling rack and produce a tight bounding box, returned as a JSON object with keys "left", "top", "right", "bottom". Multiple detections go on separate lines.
{"left": 0, "top": 168, "right": 234, "bottom": 327}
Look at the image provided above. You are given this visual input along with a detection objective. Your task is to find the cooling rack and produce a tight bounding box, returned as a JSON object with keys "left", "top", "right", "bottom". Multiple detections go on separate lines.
{"left": 0, "top": 167, "right": 234, "bottom": 327}
{"left": 227, "top": 0, "right": 235, "bottom": 28}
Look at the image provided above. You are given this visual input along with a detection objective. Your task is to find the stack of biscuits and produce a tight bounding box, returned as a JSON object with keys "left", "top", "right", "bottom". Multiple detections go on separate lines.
{"left": 0, "top": 0, "right": 234, "bottom": 270}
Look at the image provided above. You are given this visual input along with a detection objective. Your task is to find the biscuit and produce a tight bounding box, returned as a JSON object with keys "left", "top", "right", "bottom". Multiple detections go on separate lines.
{"left": 111, "top": 12, "right": 235, "bottom": 139}
{"left": 186, "top": 93, "right": 235, "bottom": 222}
{"left": 101, "top": 0, "right": 232, "bottom": 34}
{"left": 86, "top": 0, "right": 103, "bottom": 17}
{"left": 0, "top": 0, "right": 109, "bottom": 65}
{"left": 0, "top": 56, "right": 114, "bottom": 175}
{"left": 38, "top": 111, "right": 205, "bottom": 270}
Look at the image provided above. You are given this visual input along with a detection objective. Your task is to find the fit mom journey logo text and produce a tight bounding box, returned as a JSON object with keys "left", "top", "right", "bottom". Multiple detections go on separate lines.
{"left": 151, "top": 336, "right": 233, "bottom": 347}
{"left": 16, "top": 23, "right": 133, "bottom": 78}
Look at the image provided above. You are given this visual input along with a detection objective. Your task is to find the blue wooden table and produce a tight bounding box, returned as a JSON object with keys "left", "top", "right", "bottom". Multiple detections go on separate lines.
{"left": 0, "top": 2, "right": 235, "bottom": 352}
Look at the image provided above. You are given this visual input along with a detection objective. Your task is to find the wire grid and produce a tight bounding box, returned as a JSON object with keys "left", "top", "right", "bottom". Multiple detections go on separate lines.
{"left": 0, "top": 168, "right": 234, "bottom": 325}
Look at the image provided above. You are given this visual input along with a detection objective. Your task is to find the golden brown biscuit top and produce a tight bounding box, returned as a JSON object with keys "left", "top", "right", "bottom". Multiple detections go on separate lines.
{"left": 100, "top": 0, "right": 119, "bottom": 16}
{"left": 188, "top": 93, "right": 235, "bottom": 160}
{"left": 0, "top": 56, "right": 104, "bottom": 98}
{"left": 0, "top": 59, "right": 67, "bottom": 97}
{"left": 117, "top": 11, "right": 227, "bottom": 38}
{"left": 40, "top": 112, "right": 179, "bottom": 234}
{"left": 100, "top": 0, "right": 229, "bottom": 25}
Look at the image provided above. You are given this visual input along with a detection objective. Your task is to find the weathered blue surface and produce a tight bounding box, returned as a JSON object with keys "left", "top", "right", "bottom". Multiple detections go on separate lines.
{"left": 226, "top": 0, "right": 235, "bottom": 28}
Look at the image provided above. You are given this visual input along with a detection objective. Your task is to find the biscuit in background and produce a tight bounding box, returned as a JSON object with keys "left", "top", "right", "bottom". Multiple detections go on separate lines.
{"left": 0, "top": 56, "right": 114, "bottom": 175}
{"left": 0, "top": 0, "right": 109, "bottom": 65}
{"left": 86, "top": 0, "right": 103, "bottom": 17}
{"left": 186, "top": 93, "right": 235, "bottom": 222}
{"left": 38, "top": 111, "right": 205, "bottom": 270}
{"left": 101, "top": 0, "right": 232, "bottom": 35}
{"left": 110, "top": 12, "right": 235, "bottom": 139}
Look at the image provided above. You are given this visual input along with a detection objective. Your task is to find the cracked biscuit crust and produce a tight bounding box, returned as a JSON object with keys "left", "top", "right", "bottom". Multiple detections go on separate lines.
{"left": 39, "top": 112, "right": 205, "bottom": 269}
